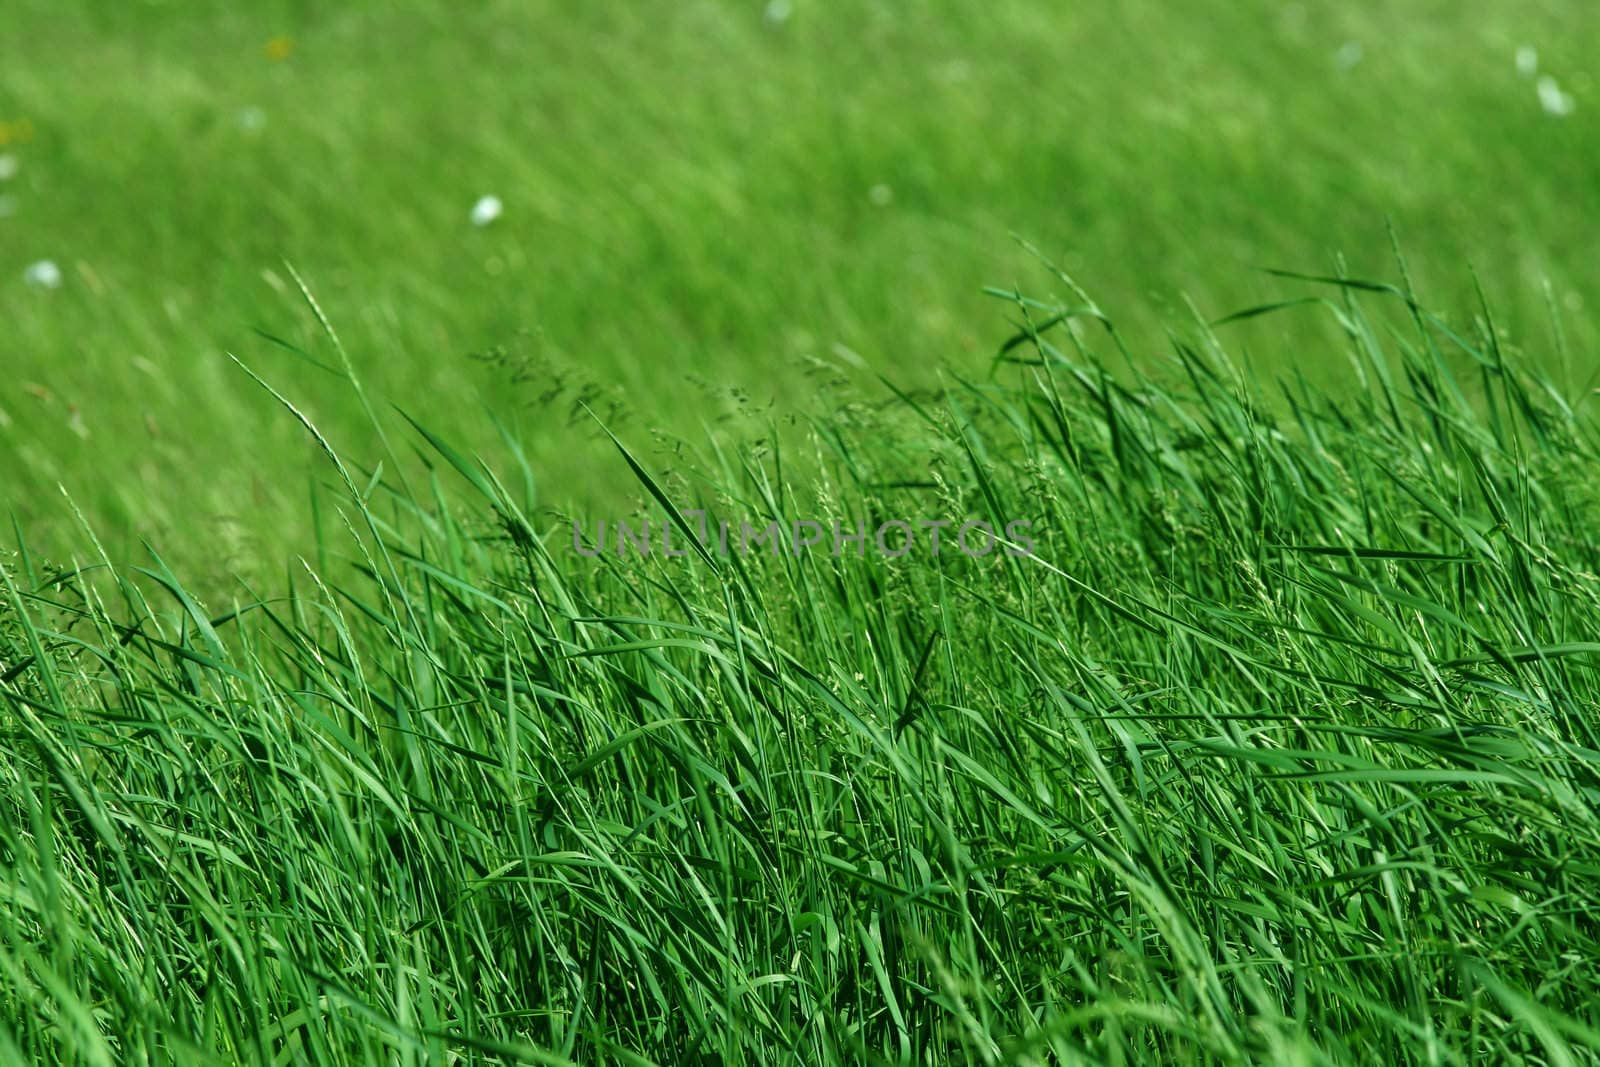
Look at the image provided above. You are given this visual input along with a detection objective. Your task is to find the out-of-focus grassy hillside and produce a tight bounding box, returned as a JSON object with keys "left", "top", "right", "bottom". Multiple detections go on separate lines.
{"left": 2, "top": 1, "right": 1595, "bottom": 571}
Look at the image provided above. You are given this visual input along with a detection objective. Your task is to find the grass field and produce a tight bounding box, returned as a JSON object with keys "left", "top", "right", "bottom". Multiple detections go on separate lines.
{"left": 5, "top": 3, "right": 1600, "bottom": 1064}
{"left": 5, "top": 1, "right": 1599, "bottom": 566}
{"left": 7, "top": 281, "right": 1600, "bottom": 1063}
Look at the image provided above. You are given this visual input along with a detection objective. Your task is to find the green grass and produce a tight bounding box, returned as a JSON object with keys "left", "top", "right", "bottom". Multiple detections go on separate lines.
{"left": 7, "top": 4, "right": 1600, "bottom": 1063}
{"left": 5, "top": 273, "right": 1600, "bottom": 1063}
{"left": 4, "top": 1, "right": 1599, "bottom": 568}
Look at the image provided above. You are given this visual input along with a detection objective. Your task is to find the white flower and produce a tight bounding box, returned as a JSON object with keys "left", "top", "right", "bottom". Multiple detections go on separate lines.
{"left": 0, "top": 154, "right": 16, "bottom": 181}
{"left": 1538, "top": 76, "right": 1575, "bottom": 116}
{"left": 764, "top": 0, "right": 793, "bottom": 25}
{"left": 237, "top": 107, "right": 267, "bottom": 132}
{"left": 24, "top": 260, "right": 62, "bottom": 289}
{"left": 1335, "top": 41, "right": 1363, "bottom": 71}
{"left": 470, "top": 195, "right": 503, "bottom": 227}
{"left": 1516, "top": 46, "right": 1538, "bottom": 78}
{"left": 868, "top": 183, "right": 894, "bottom": 207}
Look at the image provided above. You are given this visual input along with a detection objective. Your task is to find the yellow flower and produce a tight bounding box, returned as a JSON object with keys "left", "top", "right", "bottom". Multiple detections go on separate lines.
{"left": 0, "top": 119, "right": 35, "bottom": 147}
{"left": 264, "top": 36, "right": 294, "bottom": 62}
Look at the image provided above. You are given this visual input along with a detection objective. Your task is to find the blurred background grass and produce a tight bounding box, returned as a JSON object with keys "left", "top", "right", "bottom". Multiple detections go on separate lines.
{"left": 2, "top": 0, "right": 1595, "bottom": 577}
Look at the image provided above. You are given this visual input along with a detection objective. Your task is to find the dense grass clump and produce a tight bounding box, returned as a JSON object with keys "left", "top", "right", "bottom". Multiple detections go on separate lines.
{"left": 4, "top": 276, "right": 1600, "bottom": 1064}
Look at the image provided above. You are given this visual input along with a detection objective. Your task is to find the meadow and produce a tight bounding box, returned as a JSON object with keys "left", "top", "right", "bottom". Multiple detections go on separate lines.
{"left": 4, "top": 2, "right": 1600, "bottom": 1064}
{"left": 5, "top": 1, "right": 1598, "bottom": 566}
